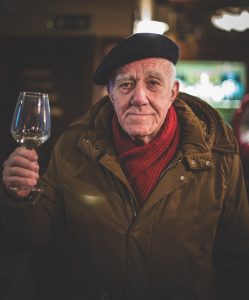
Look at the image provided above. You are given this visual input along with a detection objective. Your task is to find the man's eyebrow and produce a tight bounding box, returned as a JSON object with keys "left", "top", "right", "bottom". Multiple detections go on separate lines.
{"left": 146, "top": 71, "right": 164, "bottom": 79}
{"left": 115, "top": 75, "right": 135, "bottom": 83}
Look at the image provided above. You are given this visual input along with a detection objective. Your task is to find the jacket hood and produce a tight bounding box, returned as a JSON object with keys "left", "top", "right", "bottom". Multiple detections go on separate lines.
{"left": 173, "top": 92, "right": 238, "bottom": 170}
{"left": 175, "top": 92, "right": 238, "bottom": 152}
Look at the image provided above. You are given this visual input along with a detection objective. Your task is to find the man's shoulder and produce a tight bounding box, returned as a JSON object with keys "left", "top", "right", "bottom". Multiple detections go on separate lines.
{"left": 176, "top": 92, "right": 219, "bottom": 114}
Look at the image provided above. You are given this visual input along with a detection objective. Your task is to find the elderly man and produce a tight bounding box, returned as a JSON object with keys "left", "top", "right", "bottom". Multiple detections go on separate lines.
{"left": 1, "top": 33, "right": 249, "bottom": 300}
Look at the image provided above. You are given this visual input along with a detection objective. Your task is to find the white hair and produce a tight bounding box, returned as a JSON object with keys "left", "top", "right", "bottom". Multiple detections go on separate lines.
{"left": 167, "top": 61, "right": 177, "bottom": 88}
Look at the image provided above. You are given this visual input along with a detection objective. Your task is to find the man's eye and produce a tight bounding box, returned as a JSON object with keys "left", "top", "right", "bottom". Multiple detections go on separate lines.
{"left": 119, "top": 82, "right": 133, "bottom": 91}
{"left": 148, "top": 80, "right": 160, "bottom": 87}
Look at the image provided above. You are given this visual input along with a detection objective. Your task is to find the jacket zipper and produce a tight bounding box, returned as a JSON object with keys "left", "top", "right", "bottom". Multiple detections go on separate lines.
{"left": 124, "top": 157, "right": 183, "bottom": 298}
{"left": 126, "top": 158, "right": 183, "bottom": 218}
{"left": 159, "top": 158, "right": 183, "bottom": 179}
{"left": 129, "top": 193, "right": 137, "bottom": 217}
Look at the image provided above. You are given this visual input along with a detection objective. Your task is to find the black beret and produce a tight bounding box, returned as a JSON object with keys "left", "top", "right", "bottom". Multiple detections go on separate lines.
{"left": 93, "top": 33, "right": 179, "bottom": 85}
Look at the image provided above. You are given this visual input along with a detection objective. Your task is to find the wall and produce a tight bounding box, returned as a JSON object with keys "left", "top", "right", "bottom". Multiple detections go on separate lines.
{"left": 0, "top": 0, "right": 135, "bottom": 37}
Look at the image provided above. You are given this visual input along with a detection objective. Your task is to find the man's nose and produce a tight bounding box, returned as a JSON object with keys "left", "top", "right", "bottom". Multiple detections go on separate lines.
{"left": 130, "top": 83, "right": 148, "bottom": 106}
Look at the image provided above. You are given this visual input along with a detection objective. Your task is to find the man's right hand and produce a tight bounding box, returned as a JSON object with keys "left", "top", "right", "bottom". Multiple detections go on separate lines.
{"left": 2, "top": 147, "right": 40, "bottom": 198}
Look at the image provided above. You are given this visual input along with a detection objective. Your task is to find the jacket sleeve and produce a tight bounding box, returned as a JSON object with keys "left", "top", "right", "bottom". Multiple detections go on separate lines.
{"left": 0, "top": 148, "right": 64, "bottom": 252}
{"left": 213, "top": 153, "right": 249, "bottom": 300}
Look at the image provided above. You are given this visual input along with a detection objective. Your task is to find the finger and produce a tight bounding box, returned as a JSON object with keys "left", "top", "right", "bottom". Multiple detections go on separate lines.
{"left": 6, "top": 155, "right": 39, "bottom": 172}
{"left": 5, "top": 166, "right": 39, "bottom": 179}
{"left": 3, "top": 162, "right": 39, "bottom": 190}
{"left": 7, "top": 186, "right": 33, "bottom": 198}
{"left": 6, "top": 176, "right": 38, "bottom": 189}
{"left": 3, "top": 164, "right": 39, "bottom": 187}
{"left": 15, "top": 147, "right": 38, "bottom": 161}
{"left": 2, "top": 147, "right": 40, "bottom": 193}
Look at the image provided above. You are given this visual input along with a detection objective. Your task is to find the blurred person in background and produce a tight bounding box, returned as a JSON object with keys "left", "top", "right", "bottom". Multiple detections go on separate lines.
{"left": 233, "top": 93, "right": 249, "bottom": 195}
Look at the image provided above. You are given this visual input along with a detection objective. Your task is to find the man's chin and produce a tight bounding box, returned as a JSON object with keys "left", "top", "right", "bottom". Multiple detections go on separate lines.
{"left": 125, "top": 129, "right": 156, "bottom": 145}
{"left": 125, "top": 128, "right": 149, "bottom": 138}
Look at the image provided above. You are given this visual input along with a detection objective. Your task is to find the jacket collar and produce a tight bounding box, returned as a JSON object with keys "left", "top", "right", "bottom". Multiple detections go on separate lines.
{"left": 70, "top": 93, "right": 238, "bottom": 172}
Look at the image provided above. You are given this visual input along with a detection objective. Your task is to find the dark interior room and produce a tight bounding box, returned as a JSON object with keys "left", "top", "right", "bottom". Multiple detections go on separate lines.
{"left": 0, "top": 0, "right": 249, "bottom": 299}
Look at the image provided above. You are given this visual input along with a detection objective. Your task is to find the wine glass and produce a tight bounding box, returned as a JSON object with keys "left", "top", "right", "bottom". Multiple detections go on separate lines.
{"left": 10, "top": 91, "right": 51, "bottom": 192}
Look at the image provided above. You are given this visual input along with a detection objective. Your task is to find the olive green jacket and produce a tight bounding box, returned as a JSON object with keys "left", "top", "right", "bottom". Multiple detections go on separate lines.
{"left": 1, "top": 92, "right": 249, "bottom": 300}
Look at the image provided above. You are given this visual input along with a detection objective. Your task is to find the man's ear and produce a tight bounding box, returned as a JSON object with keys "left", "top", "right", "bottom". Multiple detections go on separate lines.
{"left": 170, "top": 80, "right": 179, "bottom": 102}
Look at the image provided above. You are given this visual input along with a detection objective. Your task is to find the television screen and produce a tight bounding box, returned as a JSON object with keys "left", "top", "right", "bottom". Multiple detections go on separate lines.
{"left": 176, "top": 60, "right": 247, "bottom": 123}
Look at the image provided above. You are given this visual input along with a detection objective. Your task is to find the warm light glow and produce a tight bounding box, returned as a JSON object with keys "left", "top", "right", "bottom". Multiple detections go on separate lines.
{"left": 133, "top": 20, "right": 169, "bottom": 34}
{"left": 211, "top": 8, "right": 249, "bottom": 32}
{"left": 140, "top": 0, "right": 153, "bottom": 21}
{"left": 134, "top": 0, "right": 169, "bottom": 34}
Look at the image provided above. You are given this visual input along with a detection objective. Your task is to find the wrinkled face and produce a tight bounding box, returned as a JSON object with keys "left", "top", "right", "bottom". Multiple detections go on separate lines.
{"left": 108, "top": 58, "right": 179, "bottom": 145}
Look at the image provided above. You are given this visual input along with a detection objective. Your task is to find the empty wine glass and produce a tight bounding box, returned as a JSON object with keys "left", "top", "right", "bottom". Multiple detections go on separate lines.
{"left": 10, "top": 91, "right": 51, "bottom": 192}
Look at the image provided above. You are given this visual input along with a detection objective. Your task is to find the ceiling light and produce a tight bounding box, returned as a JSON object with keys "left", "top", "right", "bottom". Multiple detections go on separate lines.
{"left": 133, "top": 20, "right": 169, "bottom": 34}
{"left": 134, "top": 0, "right": 169, "bottom": 34}
{"left": 211, "top": 7, "right": 249, "bottom": 32}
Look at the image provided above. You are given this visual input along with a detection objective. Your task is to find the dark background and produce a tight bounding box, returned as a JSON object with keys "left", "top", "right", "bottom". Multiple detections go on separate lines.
{"left": 0, "top": 0, "right": 248, "bottom": 298}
